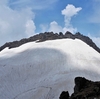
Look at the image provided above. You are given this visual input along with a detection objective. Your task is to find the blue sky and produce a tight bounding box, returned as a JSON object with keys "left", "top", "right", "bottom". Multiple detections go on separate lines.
{"left": 0, "top": 0, "right": 100, "bottom": 47}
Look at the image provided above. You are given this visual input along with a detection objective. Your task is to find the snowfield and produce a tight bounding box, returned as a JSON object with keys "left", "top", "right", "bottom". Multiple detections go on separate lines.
{"left": 0, "top": 38, "right": 100, "bottom": 99}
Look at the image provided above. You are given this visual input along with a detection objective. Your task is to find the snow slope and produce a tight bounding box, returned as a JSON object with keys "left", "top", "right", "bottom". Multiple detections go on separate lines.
{"left": 0, "top": 38, "right": 100, "bottom": 99}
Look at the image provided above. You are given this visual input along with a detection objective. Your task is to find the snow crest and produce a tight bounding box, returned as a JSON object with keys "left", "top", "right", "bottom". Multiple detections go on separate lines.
{"left": 0, "top": 39, "right": 100, "bottom": 99}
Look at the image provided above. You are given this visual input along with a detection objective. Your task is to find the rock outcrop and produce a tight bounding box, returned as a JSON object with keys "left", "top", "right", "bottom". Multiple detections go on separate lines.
{"left": 59, "top": 91, "right": 69, "bottom": 99}
{"left": 59, "top": 77, "right": 100, "bottom": 99}
{"left": 0, "top": 31, "right": 100, "bottom": 53}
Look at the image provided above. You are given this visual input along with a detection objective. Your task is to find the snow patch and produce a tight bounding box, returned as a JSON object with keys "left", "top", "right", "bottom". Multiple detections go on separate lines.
{"left": 0, "top": 39, "right": 100, "bottom": 99}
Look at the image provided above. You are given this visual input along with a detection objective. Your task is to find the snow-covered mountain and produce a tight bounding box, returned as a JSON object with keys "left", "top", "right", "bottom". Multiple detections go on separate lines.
{"left": 0, "top": 33, "right": 100, "bottom": 99}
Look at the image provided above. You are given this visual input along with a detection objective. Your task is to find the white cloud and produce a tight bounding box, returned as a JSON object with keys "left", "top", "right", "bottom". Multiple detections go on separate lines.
{"left": 0, "top": 0, "right": 59, "bottom": 46}
{"left": 62, "top": 4, "right": 82, "bottom": 18}
{"left": 48, "top": 20, "right": 77, "bottom": 34}
{"left": 40, "top": 24, "right": 48, "bottom": 33}
{"left": 48, "top": 21, "right": 63, "bottom": 33}
{"left": 0, "top": 2, "right": 81, "bottom": 46}
{"left": 0, "top": 1, "right": 36, "bottom": 46}
{"left": 63, "top": 27, "right": 77, "bottom": 33}
{"left": 25, "top": 20, "right": 36, "bottom": 36}
{"left": 61, "top": 4, "right": 82, "bottom": 33}
{"left": 48, "top": 4, "right": 82, "bottom": 34}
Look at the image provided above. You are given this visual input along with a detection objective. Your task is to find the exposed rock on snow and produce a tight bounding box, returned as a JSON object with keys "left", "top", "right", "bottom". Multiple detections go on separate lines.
{"left": 60, "top": 77, "right": 100, "bottom": 99}
{"left": 59, "top": 91, "right": 69, "bottom": 99}
{"left": 0, "top": 31, "right": 100, "bottom": 53}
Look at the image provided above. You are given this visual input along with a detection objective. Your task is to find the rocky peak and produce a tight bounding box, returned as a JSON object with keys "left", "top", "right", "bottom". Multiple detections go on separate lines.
{"left": 59, "top": 77, "right": 100, "bottom": 99}
{"left": 0, "top": 31, "right": 100, "bottom": 53}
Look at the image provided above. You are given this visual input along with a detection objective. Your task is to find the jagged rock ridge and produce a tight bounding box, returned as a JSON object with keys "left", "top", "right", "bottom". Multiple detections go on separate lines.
{"left": 0, "top": 31, "right": 100, "bottom": 53}
{"left": 60, "top": 77, "right": 100, "bottom": 99}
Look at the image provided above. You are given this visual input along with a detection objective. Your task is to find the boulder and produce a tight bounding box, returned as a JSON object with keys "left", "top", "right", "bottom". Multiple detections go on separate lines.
{"left": 59, "top": 91, "right": 69, "bottom": 99}
{"left": 60, "top": 77, "right": 100, "bottom": 99}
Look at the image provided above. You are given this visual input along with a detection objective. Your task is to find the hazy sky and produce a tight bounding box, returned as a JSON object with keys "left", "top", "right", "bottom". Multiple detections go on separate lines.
{"left": 0, "top": 0, "right": 100, "bottom": 47}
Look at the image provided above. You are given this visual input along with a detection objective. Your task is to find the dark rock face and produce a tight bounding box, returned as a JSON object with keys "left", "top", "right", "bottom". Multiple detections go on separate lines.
{"left": 59, "top": 91, "right": 69, "bottom": 99}
{"left": 0, "top": 31, "right": 100, "bottom": 53}
{"left": 59, "top": 77, "right": 100, "bottom": 99}
{"left": 74, "top": 77, "right": 90, "bottom": 93}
